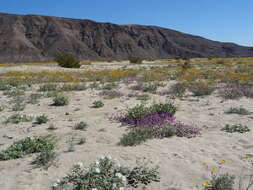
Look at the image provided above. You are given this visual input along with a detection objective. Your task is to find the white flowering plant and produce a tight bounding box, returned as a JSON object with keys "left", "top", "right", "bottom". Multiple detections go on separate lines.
{"left": 52, "top": 156, "right": 160, "bottom": 190}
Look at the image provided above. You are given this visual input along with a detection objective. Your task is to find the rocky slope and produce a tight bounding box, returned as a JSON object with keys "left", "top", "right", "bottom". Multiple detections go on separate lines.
{"left": 0, "top": 12, "right": 253, "bottom": 62}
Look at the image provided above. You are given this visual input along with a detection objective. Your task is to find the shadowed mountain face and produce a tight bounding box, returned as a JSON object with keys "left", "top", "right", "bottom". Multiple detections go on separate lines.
{"left": 0, "top": 13, "right": 253, "bottom": 62}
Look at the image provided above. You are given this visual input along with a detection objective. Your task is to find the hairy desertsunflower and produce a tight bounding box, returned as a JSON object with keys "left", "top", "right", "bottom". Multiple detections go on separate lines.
{"left": 210, "top": 167, "right": 217, "bottom": 172}
{"left": 202, "top": 183, "right": 210, "bottom": 187}
{"left": 218, "top": 160, "right": 225, "bottom": 164}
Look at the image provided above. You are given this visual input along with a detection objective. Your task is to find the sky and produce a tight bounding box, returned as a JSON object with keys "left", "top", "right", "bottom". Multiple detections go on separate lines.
{"left": 0, "top": 0, "right": 252, "bottom": 46}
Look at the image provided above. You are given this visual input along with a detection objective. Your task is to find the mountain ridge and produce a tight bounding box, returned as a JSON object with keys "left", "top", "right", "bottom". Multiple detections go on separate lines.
{"left": 0, "top": 12, "right": 252, "bottom": 62}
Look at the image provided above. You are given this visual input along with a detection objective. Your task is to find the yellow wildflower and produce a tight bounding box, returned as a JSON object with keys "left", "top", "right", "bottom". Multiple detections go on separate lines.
{"left": 210, "top": 167, "right": 217, "bottom": 172}
{"left": 243, "top": 154, "right": 253, "bottom": 158}
{"left": 200, "top": 161, "right": 208, "bottom": 165}
{"left": 202, "top": 183, "right": 210, "bottom": 187}
{"left": 218, "top": 160, "right": 225, "bottom": 164}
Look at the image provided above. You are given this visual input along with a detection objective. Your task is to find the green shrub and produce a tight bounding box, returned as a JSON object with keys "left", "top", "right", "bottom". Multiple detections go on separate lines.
{"left": 77, "top": 137, "right": 86, "bottom": 145}
{"left": 126, "top": 103, "right": 177, "bottom": 121}
{"left": 74, "top": 121, "right": 88, "bottom": 130}
{"left": 129, "top": 56, "right": 143, "bottom": 64}
{"left": 12, "top": 102, "right": 26, "bottom": 111}
{"left": 32, "top": 149, "right": 57, "bottom": 168}
{"left": 0, "top": 136, "right": 56, "bottom": 160}
{"left": 119, "top": 129, "right": 154, "bottom": 146}
{"left": 225, "top": 107, "right": 250, "bottom": 115}
{"left": 188, "top": 82, "right": 215, "bottom": 96}
{"left": 170, "top": 83, "right": 186, "bottom": 98}
{"left": 52, "top": 95, "right": 69, "bottom": 106}
{"left": 28, "top": 93, "right": 43, "bottom": 104}
{"left": 4, "top": 114, "right": 33, "bottom": 124}
{"left": 35, "top": 114, "right": 49, "bottom": 124}
{"left": 221, "top": 124, "right": 250, "bottom": 133}
{"left": 55, "top": 52, "right": 81, "bottom": 68}
{"left": 52, "top": 156, "right": 160, "bottom": 190}
{"left": 92, "top": 100, "right": 104, "bottom": 108}
{"left": 204, "top": 173, "right": 235, "bottom": 190}
{"left": 39, "top": 84, "right": 58, "bottom": 91}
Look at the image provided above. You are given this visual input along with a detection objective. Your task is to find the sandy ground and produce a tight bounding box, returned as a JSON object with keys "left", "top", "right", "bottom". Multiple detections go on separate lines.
{"left": 0, "top": 64, "right": 253, "bottom": 190}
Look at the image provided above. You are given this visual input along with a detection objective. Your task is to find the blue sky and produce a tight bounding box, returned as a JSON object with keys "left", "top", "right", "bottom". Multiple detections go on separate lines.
{"left": 1, "top": 0, "right": 252, "bottom": 46}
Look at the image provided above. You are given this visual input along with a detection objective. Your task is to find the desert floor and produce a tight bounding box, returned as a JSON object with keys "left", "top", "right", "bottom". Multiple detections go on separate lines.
{"left": 0, "top": 62, "right": 253, "bottom": 190}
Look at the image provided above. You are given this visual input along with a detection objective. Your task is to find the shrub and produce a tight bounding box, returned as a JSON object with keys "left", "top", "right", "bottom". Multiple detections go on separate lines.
{"left": 78, "top": 137, "right": 86, "bottom": 145}
{"left": 74, "top": 121, "right": 88, "bottom": 130}
{"left": 119, "top": 129, "right": 154, "bottom": 146}
{"left": 0, "top": 136, "right": 56, "bottom": 160}
{"left": 28, "top": 93, "right": 43, "bottom": 104}
{"left": 12, "top": 102, "right": 26, "bottom": 111}
{"left": 170, "top": 83, "right": 186, "bottom": 98}
{"left": 35, "top": 114, "right": 49, "bottom": 124}
{"left": 4, "top": 114, "right": 33, "bottom": 124}
{"left": 204, "top": 173, "right": 235, "bottom": 190}
{"left": 92, "top": 100, "right": 104, "bottom": 108}
{"left": 225, "top": 107, "right": 250, "bottom": 115}
{"left": 188, "top": 82, "right": 215, "bottom": 96}
{"left": 32, "top": 149, "right": 57, "bottom": 168}
{"left": 52, "top": 95, "right": 69, "bottom": 106}
{"left": 218, "top": 85, "right": 244, "bottom": 100}
{"left": 55, "top": 52, "right": 81, "bottom": 68}
{"left": 39, "top": 83, "right": 58, "bottom": 91}
{"left": 52, "top": 156, "right": 160, "bottom": 190}
{"left": 129, "top": 56, "right": 143, "bottom": 64}
{"left": 221, "top": 124, "right": 250, "bottom": 133}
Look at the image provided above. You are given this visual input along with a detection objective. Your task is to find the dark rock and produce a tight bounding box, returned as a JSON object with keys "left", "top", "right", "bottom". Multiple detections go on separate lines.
{"left": 0, "top": 12, "right": 253, "bottom": 62}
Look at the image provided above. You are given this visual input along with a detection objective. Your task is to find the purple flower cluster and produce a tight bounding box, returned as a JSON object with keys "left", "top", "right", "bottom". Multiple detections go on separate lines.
{"left": 157, "top": 89, "right": 172, "bottom": 96}
{"left": 120, "top": 113, "right": 175, "bottom": 128}
{"left": 112, "top": 112, "right": 200, "bottom": 138}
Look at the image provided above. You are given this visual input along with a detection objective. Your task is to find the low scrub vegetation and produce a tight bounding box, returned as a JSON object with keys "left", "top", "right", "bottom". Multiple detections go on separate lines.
{"left": 221, "top": 124, "right": 250, "bottom": 133}
{"left": 0, "top": 136, "right": 56, "bottom": 160}
{"left": 55, "top": 52, "right": 81, "bottom": 68}
{"left": 52, "top": 156, "right": 160, "bottom": 190}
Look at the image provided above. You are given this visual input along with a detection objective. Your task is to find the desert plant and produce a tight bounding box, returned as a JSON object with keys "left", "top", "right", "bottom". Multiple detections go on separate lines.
{"left": 204, "top": 173, "right": 235, "bottom": 190}
{"left": 170, "top": 82, "right": 186, "bottom": 98}
{"left": 35, "top": 114, "right": 49, "bottom": 124}
{"left": 12, "top": 102, "right": 26, "bottom": 111}
{"left": 129, "top": 56, "right": 143, "bottom": 64}
{"left": 4, "top": 114, "right": 33, "bottom": 124}
{"left": 218, "top": 86, "right": 244, "bottom": 100}
{"left": 32, "top": 149, "right": 57, "bottom": 169}
{"left": 188, "top": 82, "right": 215, "bottom": 96}
{"left": 119, "top": 129, "right": 154, "bottom": 146}
{"left": 52, "top": 95, "right": 69, "bottom": 106}
{"left": 74, "top": 121, "right": 88, "bottom": 130}
{"left": 39, "top": 83, "right": 58, "bottom": 91}
{"left": 28, "top": 93, "right": 43, "bottom": 104}
{"left": 77, "top": 137, "right": 86, "bottom": 145}
{"left": 52, "top": 156, "right": 160, "bottom": 190}
{"left": 221, "top": 124, "right": 250, "bottom": 133}
{"left": 225, "top": 107, "right": 250, "bottom": 115}
{"left": 55, "top": 52, "right": 81, "bottom": 68}
{"left": 92, "top": 100, "right": 104, "bottom": 108}
{"left": 0, "top": 136, "right": 56, "bottom": 160}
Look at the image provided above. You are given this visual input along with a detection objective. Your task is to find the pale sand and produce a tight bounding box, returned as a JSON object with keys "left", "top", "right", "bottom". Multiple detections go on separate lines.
{"left": 0, "top": 65, "right": 252, "bottom": 190}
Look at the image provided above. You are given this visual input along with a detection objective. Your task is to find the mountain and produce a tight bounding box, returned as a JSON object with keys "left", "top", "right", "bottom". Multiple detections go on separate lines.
{"left": 0, "top": 12, "right": 253, "bottom": 62}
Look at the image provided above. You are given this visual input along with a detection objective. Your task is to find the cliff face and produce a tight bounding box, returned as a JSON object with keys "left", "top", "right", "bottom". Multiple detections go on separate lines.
{"left": 0, "top": 12, "right": 253, "bottom": 62}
